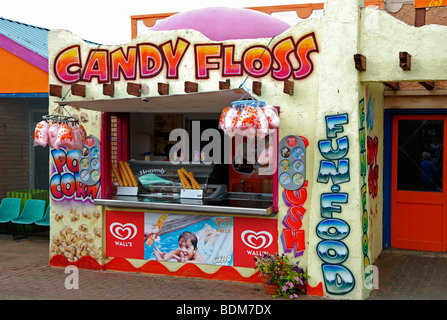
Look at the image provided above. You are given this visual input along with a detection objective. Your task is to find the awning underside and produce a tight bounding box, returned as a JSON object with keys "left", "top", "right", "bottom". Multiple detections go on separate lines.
{"left": 57, "top": 88, "right": 250, "bottom": 114}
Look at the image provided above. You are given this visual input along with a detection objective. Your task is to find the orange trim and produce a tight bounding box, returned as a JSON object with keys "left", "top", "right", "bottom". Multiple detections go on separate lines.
{"left": 247, "top": 3, "right": 324, "bottom": 19}
{"left": 130, "top": 12, "right": 179, "bottom": 39}
{"left": 130, "top": 2, "right": 384, "bottom": 40}
{"left": 50, "top": 254, "right": 104, "bottom": 270}
{"left": 50, "top": 254, "right": 260, "bottom": 283}
{"left": 50, "top": 254, "right": 327, "bottom": 297}
{"left": 306, "top": 281, "right": 325, "bottom": 296}
{"left": 415, "top": 0, "right": 446, "bottom": 8}
{"left": 0, "top": 47, "right": 48, "bottom": 93}
{"left": 364, "top": 0, "right": 384, "bottom": 8}
{"left": 104, "top": 257, "right": 261, "bottom": 283}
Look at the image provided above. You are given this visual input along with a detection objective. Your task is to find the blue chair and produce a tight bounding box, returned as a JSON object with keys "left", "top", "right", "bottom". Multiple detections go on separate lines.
{"left": 35, "top": 205, "right": 50, "bottom": 227}
{"left": 0, "top": 198, "right": 22, "bottom": 223}
{"left": 11, "top": 199, "right": 46, "bottom": 225}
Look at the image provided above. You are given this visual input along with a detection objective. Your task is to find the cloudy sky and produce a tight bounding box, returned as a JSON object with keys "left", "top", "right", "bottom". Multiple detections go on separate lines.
{"left": 2, "top": 0, "right": 323, "bottom": 44}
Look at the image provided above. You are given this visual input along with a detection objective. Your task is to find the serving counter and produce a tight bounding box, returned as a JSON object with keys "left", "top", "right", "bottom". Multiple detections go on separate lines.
{"left": 94, "top": 192, "right": 274, "bottom": 216}
{"left": 97, "top": 160, "right": 275, "bottom": 216}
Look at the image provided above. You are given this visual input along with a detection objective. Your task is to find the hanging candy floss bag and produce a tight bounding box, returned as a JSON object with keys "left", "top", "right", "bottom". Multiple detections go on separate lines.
{"left": 48, "top": 123, "right": 61, "bottom": 149}
{"left": 218, "top": 100, "right": 279, "bottom": 137}
{"left": 72, "top": 124, "right": 87, "bottom": 150}
{"left": 35, "top": 113, "right": 88, "bottom": 150}
{"left": 236, "top": 101, "right": 257, "bottom": 139}
{"left": 263, "top": 104, "right": 280, "bottom": 132}
{"left": 223, "top": 101, "right": 243, "bottom": 137}
{"left": 34, "top": 120, "right": 49, "bottom": 147}
{"left": 54, "top": 123, "right": 75, "bottom": 150}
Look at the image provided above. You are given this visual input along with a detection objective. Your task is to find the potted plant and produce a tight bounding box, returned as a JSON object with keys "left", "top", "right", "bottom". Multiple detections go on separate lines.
{"left": 254, "top": 253, "right": 309, "bottom": 299}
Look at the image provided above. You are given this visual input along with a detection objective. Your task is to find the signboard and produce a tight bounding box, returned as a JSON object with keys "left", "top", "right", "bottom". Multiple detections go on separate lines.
{"left": 144, "top": 213, "right": 234, "bottom": 266}
{"left": 233, "top": 217, "right": 278, "bottom": 268}
{"left": 50, "top": 144, "right": 101, "bottom": 202}
{"left": 106, "top": 211, "right": 145, "bottom": 259}
{"left": 53, "top": 33, "right": 318, "bottom": 84}
{"left": 79, "top": 135, "right": 101, "bottom": 186}
{"left": 105, "top": 210, "right": 278, "bottom": 268}
{"left": 415, "top": 0, "right": 446, "bottom": 8}
{"left": 278, "top": 135, "right": 306, "bottom": 190}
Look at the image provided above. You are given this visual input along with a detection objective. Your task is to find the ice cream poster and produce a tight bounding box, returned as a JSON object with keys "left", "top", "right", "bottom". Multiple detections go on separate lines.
{"left": 144, "top": 213, "right": 234, "bottom": 266}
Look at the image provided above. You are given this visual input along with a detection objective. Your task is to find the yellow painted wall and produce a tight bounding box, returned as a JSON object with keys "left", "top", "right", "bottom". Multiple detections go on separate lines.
{"left": 360, "top": 7, "right": 447, "bottom": 83}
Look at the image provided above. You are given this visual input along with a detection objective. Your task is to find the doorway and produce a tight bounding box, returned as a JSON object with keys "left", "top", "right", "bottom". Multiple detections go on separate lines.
{"left": 391, "top": 114, "right": 447, "bottom": 251}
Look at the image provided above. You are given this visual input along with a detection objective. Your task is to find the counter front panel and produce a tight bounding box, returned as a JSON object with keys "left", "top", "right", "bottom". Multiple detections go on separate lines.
{"left": 105, "top": 209, "right": 279, "bottom": 269}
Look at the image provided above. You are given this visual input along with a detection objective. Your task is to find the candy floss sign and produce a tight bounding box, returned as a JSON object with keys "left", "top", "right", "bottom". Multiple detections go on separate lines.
{"left": 53, "top": 33, "right": 318, "bottom": 84}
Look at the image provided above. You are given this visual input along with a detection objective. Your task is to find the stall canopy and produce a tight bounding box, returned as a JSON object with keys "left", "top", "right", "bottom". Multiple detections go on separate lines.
{"left": 56, "top": 88, "right": 249, "bottom": 113}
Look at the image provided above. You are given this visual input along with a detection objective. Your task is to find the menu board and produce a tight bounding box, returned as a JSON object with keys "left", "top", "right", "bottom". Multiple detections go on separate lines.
{"left": 79, "top": 135, "right": 101, "bottom": 186}
{"left": 278, "top": 135, "right": 306, "bottom": 190}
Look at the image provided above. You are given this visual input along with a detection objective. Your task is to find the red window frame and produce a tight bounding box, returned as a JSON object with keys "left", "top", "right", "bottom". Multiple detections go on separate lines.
{"left": 101, "top": 112, "right": 130, "bottom": 198}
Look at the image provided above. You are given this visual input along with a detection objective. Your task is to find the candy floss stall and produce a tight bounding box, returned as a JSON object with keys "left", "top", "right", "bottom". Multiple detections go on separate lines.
{"left": 40, "top": 0, "right": 386, "bottom": 300}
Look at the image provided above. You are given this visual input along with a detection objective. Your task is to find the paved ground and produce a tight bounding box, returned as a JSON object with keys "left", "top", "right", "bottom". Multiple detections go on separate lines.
{"left": 0, "top": 233, "right": 293, "bottom": 301}
{"left": 1, "top": 233, "right": 447, "bottom": 301}
{"left": 368, "top": 248, "right": 447, "bottom": 300}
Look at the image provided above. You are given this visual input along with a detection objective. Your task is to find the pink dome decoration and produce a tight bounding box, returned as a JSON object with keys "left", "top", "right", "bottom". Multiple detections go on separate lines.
{"left": 151, "top": 7, "right": 290, "bottom": 41}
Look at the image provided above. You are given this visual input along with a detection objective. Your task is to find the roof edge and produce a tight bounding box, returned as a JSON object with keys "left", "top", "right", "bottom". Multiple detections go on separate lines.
{"left": 0, "top": 33, "right": 48, "bottom": 73}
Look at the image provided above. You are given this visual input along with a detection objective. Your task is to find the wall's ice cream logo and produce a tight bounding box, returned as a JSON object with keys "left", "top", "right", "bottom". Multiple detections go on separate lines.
{"left": 213, "top": 218, "right": 232, "bottom": 234}
{"left": 241, "top": 230, "right": 273, "bottom": 250}
{"left": 110, "top": 222, "right": 137, "bottom": 241}
{"left": 215, "top": 218, "right": 232, "bottom": 228}
{"left": 233, "top": 217, "right": 278, "bottom": 267}
{"left": 106, "top": 211, "right": 144, "bottom": 259}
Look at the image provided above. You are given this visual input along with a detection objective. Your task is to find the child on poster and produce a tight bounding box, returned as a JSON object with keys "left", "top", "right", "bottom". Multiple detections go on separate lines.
{"left": 153, "top": 231, "right": 207, "bottom": 263}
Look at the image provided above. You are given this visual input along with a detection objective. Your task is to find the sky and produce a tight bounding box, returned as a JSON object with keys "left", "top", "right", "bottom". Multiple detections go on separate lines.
{"left": 2, "top": 0, "right": 323, "bottom": 45}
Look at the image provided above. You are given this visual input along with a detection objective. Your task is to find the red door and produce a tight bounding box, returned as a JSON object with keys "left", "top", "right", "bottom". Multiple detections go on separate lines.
{"left": 391, "top": 115, "right": 447, "bottom": 252}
